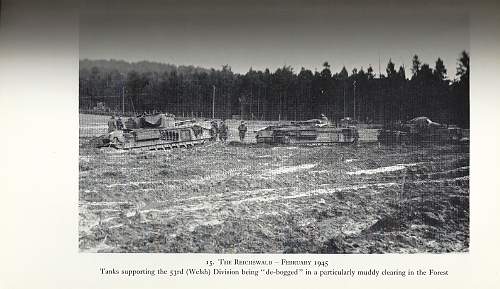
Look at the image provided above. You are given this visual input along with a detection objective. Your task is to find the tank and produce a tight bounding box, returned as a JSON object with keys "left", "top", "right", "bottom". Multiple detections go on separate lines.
{"left": 377, "top": 116, "right": 467, "bottom": 145}
{"left": 93, "top": 114, "right": 213, "bottom": 150}
{"left": 255, "top": 119, "right": 359, "bottom": 145}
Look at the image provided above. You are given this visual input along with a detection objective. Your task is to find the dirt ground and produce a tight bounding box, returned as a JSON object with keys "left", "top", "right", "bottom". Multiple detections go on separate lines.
{"left": 79, "top": 114, "right": 469, "bottom": 253}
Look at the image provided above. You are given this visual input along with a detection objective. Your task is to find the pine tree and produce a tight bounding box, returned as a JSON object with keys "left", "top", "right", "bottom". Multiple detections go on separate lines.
{"left": 434, "top": 58, "right": 447, "bottom": 81}
{"left": 386, "top": 59, "right": 397, "bottom": 79}
{"left": 411, "top": 55, "right": 421, "bottom": 77}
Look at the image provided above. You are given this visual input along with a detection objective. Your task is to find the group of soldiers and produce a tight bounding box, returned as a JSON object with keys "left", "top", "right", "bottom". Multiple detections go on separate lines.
{"left": 209, "top": 120, "right": 228, "bottom": 142}
{"left": 210, "top": 120, "right": 248, "bottom": 142}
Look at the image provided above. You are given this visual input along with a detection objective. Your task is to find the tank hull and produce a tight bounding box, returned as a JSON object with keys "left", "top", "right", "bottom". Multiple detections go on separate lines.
{"left": 94, "top": 115, "right": 213, "bottom": 150}
{"left": 256, "top": 124, "right": 359, "bottom": 145}
{"left": 377, "top": 117, "right": 468, "bottom": 145}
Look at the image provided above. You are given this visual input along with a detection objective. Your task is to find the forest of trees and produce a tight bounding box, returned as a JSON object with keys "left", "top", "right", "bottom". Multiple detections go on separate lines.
{"left": 79, "top": 51, "right": 469, "bottom": 127}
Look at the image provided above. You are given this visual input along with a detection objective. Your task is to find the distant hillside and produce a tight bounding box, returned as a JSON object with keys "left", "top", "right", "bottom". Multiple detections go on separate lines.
{"left": 79, "top": 59, "right": 211, "bottom": 75}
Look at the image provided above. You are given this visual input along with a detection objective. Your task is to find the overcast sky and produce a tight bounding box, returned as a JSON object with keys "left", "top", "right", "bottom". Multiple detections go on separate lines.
{"left": 79, "top": 0, "right": 469, "bottom": 78}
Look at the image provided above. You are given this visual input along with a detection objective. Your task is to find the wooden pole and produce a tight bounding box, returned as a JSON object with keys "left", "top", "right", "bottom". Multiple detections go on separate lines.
{"left": 212, "top": 85, "right": 216, "bottom": 119}
{"left": 122, "top": 86, "right": 125, "bottom": 115}
{"left": 353, "top": 81, "right": 357, "bottom": 121}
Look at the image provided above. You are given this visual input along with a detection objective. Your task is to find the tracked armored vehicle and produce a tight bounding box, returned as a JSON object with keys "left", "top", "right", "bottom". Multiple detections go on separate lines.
{"left": 255, "top": 119, "right": 359, "bottom": 145}
{"left": 377, "top": 117, "right": 468, "bottom": 145}
{"left": 93, "top": 114, "right": 213, "bottom": 150}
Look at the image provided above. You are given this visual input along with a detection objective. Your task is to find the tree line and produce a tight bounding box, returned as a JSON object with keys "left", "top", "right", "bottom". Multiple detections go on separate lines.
{"left": 79, "top": 51, "right": 469, "bottom": 127}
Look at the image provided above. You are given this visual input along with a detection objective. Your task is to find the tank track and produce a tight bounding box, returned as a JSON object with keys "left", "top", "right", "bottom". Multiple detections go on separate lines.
{"left": 108, "top": 138, "right": 210, "bottom": 151}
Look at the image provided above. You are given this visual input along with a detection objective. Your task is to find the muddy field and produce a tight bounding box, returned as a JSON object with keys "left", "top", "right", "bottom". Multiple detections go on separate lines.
{"left": 79, "top": 114, "right": 469, "bottom": 253}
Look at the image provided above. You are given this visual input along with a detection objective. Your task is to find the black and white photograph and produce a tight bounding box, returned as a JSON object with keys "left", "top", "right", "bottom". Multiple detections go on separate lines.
{"left": 5, "top": 0, "right": 500, "bottom": 288}
{"left": 78, "top": 0, "right": 470, "bottom": 253}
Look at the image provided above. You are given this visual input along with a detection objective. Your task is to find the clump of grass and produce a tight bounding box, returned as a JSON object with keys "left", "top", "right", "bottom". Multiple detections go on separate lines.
{"left": 159, "top": 169, "right": 174, "bottom": 177}
{"left": 158, "top": 167, "right": 204, "bottom": 178}
{"left": 102, "top": 171, "right": 123, "bottom": 178}
{"left": 158, "top": 163, "right": 174, "bottom": 169}
{"left": 79, "top": 163, "right": 91, "bottom": 171}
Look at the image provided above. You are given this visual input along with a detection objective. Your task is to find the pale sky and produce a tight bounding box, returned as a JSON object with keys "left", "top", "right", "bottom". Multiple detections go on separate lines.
{"left": 79, "top": 0, "right": 469, "bottom": 78}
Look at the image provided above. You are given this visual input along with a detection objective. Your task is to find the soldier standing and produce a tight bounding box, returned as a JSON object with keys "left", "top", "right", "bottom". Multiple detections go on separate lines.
{"left": 238, "top": 121, "right": 247, "bottom": 142}
{"left": 107, "top": 115, "right": 117, "bottom": 133}
{"left": 210, "top": 121, "right": 219, "bottom": 141}
{"left": 320, "top": 113, "right": 330, "bottom": 125}
{"left": 116, "top": 115, "right": 124, "bottom": 130}
{"left": 219, "top": 120, "right": 228, "bottom": 142}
